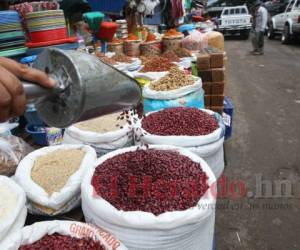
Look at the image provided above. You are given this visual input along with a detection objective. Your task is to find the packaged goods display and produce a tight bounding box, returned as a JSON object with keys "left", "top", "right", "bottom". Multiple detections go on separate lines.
{"left": 0, "top": 15, "right": 235, "bottom": 250}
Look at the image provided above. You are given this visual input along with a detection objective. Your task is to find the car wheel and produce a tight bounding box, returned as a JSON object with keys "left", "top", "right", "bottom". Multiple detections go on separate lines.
{"left": 281, "top": 24, "right": 291, "bottom": 44}
{"left": 267, "top": 23, "right": 275, "bottom": 39}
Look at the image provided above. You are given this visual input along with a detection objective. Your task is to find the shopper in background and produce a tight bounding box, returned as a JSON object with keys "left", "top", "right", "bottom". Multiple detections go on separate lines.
{"left": 252, "top": 0, "right": 268, "bottom": 55}
{"left": 0, "top": 57, "right": 55, "bottom": 122}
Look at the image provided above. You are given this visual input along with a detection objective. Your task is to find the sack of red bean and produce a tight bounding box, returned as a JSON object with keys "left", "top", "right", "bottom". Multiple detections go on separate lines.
{"left": 14, "top": 145, "right": 97, "bottom": 216}
{"left": 63, "top": 112, "right": 134, "bottom": 157}
{"left": 0, "top": 176, "right": 27, "bottom": 245}
{"left": 81, "top": 145, "right": 216, "bottom": 250}
{"left": 136, "top": 107, "right": 225, "bottom": 179}
{"left": 0, "top": 220, "right": 128, "bottom": 250}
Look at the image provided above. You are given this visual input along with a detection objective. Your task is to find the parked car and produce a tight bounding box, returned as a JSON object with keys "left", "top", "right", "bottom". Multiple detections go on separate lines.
{"left": 217, "top": 5, "right": 252, "bottom": 39}
{"left": 264, "top": 0, "right": 290, "bottom": 17}
{"left": 268, "top": 0, "right": 300, "bottom": 43}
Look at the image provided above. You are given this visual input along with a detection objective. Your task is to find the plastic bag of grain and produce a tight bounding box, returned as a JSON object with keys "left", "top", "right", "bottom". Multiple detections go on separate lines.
{"left": 0, "top": 176, "right": 27, "bottom": 245}
{"left": 0, "top": 136, "right": 33, "bottom": 176}
{"left": 206, "top": 31, "right": 224, "bottom": 51}
{"left": 0, "top": 220, "right": 128, "bottom": 250}
{"left": 82, "top": 145, "right": 216, "bottom": 250}
{"left": 63, "top": 113, "right": 134, "bottom": 156}
{"left": 14, "top": 145, "right": 97, "bottom": 216}
{"left": 135, "top": 108, "right": 225, "bottom": 179}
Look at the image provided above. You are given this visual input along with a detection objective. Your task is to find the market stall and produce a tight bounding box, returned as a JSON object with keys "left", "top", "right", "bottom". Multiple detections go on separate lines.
{"left": 0, "top": 1, "right": 234, "bottom": 249}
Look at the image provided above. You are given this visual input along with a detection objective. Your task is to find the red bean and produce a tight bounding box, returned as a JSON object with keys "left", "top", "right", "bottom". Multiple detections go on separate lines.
{"left": 92, "top": 149, "right": 209, "bottom": 215}
{"left": 141, "top": 107, "right": 219, "bottom": 136}
{"left": 19, "top": 234, "right": 105, "bottom": 250}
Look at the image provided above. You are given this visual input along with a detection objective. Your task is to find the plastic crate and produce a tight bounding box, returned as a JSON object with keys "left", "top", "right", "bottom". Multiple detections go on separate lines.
{"left": 25, "top": 125, "right": 48, "bottom": 146}
{"left": 223, "top": 96, "right": 234, "bottom": 140}
{"left": 87, "top": 0, "right": 126, "bottom": 14}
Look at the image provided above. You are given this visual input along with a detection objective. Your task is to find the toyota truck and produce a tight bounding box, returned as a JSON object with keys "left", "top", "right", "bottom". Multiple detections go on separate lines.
{"left": 218, "top": 5, "right": 252, "bottom": 39}
{"left": 268, "top": 0, "right": 300, "bottom": 43}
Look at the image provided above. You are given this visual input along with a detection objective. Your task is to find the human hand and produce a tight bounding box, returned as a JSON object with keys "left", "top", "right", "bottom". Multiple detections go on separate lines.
{"left": 0, "top": 57, "right": 56, "bottom": 122}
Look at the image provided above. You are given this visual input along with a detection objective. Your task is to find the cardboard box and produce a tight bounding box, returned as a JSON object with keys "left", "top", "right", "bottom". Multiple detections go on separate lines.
{"left": 204, "top": 95, "right": 211, "bottom": 106}
{"left": 212, "top": 68, "right": 225, "bottom": 82}
{"left": 210, "top": 105, "right": 224, "bottom": 114}
{"left": 202, "top": 82, "right": 212, "bottom": 95}
{"left": 210, "top": 52, "right": 224, "bottom": 68}
{"left": 198, "top": 69, "right": 212, "bottom": 82}
{"left": 211, "top": 95, "right": 225, "bottom": 106}
{"left": 211, "top": 82, "right": 225, "bottom": 95}
{"left": 196, "top": 52, "right": 211, "bottom": 70}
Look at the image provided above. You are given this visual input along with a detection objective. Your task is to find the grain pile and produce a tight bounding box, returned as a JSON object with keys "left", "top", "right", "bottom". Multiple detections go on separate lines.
{"left": 31, "top": 149, "right": 85, "bottom": 195}
{"left": 149, "top": 67, "right": 194, "bottom": 91}
{"left": 75, "top": 112, "right": 127, "bottom": 133}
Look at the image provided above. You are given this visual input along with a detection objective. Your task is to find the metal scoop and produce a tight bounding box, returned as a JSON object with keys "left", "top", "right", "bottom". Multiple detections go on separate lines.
{"left": 23, "top": 48, "right": 142, "bottom": 128}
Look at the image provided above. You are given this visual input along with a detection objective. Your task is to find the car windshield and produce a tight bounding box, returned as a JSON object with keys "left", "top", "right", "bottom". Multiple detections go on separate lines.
{"left": 295, "top": 0, "right": 300, "bottom": 9}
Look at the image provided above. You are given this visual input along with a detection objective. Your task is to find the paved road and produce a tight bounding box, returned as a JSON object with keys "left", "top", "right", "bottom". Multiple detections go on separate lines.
{"left": 216, "top": 38, "right": 300, "bottom": 249}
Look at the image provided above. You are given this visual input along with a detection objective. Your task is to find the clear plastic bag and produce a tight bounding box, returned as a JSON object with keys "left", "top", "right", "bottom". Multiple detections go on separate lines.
{"left": 0, "top": 136, "right": 33, "bottom": 176}
{"left": 181, "top": 30, "right": 208, "bottom": 51}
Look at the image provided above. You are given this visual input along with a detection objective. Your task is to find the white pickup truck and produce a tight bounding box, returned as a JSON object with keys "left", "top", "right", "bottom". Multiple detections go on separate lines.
{"left": 218, "top": 5, "right": 252, "bottom": 39}
{"left": 268, "top": 0, "right": 300, "bottom": 43}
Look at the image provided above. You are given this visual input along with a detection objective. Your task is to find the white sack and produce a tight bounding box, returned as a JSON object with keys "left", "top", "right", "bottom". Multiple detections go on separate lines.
{"left": 143, "top": 76, "right": 202, "bottom": 100}
{"left": 81, "top": 145, "right": 217, "bottom": 250}
{"left": 1, "top": 220, "right": 128, "bottom": 250}
{"left": 15, "top": 145, "right": 97, "bottom": 215}
{"left": 135, "top": 109, "right": 225, "bottom": 178}
{"left": 63, "top": 123, "right": 133, "bottom": 156}
{"left": 0, "top": 176, "right": 27, "bottom": 244}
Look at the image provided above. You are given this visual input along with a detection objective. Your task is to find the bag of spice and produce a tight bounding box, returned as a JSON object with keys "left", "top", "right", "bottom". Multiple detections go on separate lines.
{"left": 0, "top": 176, "right": 27, "bottom": 245}
{"left": 136, "top": 108, "right": 226, "bottom": 179}
{"left": 63, "top": 112, "right": 134, "bottom": 157}
{"left": 14, "top": 145, "right": 97, "bottom": 216}
{"left": 81, "top": 145, "right": 216, "bottom": 250}
{"left": 0, "top": 220, "right": 128, "bottom": 250}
